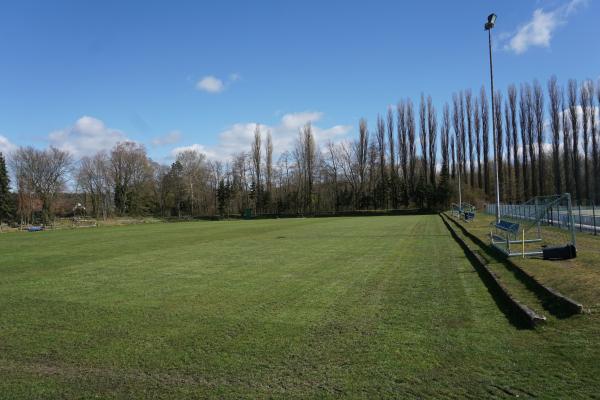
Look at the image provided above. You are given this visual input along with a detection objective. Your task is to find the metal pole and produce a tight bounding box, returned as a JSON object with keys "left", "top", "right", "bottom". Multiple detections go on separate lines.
{"left": 593, "top": 201, "right": 597, "bottom": 236}
{"left": 535, "top": 198, "right": 541, "bottom": 239}
{"left": 488, "top": 27, "right": 501, "bottom": 223}
{"left": 522, "top": 229, "right": 525, "bottom": 259}
{"left": 568, "top": 193, "right": 576, "bottom": 247}
{"left": 457, "top": 146, "right": 462, "bottom": 211}
{"left": 578, "top": 202, "right": 583, "bottom": 232}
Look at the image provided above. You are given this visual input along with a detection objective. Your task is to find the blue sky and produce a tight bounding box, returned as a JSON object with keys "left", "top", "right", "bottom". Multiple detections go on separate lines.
{"left": 0, "top": 0, "right": 598, "bottom": 162}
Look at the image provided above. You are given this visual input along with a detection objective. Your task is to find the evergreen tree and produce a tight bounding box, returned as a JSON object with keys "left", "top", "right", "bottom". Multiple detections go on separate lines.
{"left": 217, "top": 179, "right": 231, "bottom": 216}
{"left": 0, "top": 152, "right": 11, "bottom": 227}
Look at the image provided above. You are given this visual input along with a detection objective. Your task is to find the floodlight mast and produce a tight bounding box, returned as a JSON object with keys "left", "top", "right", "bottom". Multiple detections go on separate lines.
{"left": 485, "top": 13, "right": 501, "bottom": 223}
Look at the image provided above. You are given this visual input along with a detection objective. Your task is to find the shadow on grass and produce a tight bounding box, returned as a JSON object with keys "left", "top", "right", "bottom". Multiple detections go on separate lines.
{"left": 440, "top": 215, "right": 533, "bottom": 330}
{"left": 445, "top": 215, "right": 578, "bottom": 319}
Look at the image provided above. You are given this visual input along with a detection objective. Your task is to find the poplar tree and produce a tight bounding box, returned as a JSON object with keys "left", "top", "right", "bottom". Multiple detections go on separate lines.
{"left": 465, "top": 90, "right": 475, "bottom": 187}
{"left": 519, "top": 86, "right": 530, "bottom": 200}
{"left": 581, "top": 82, "right": 592, "bottom": 201}
{"left": 533, "top": 80, "right": 545, "bottom": 196}
{"left": 474, "top": 97, "right": 482, "bottom": 189}
{"left": 504, "top": 101, "right": 513, "bottom": 202}
{"left": 568, "top": 79, "right": 582, "bottom": 201}
{"left": 548, "top": 77, "right": 562, "bottom": 196}
{"left": 508, "top": 85, "right": 520, "bottom": 201}
{"left": 480, "top": 87, "right": 490, "bottom": 196}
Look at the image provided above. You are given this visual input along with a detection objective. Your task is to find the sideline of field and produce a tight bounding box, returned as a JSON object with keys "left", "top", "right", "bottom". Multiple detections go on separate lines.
{"left": 441, "top": 213, "right": 547, "bottom": 328}
{"left": 447, "top": 212, "right": 600, "bottom": 312}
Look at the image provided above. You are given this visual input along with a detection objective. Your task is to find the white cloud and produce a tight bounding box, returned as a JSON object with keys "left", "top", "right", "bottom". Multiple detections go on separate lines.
{"left": 152, "top": 130, "right": 182, "bottom": 147}
{"left": 170, "top": 143, "right": 218, "bottom": 160}
{"left": 49, "top": 116, "right": 128, "bottom": 159}
{"left": 281, "top": 111, "right": 323, "bottom": 130}
{"left": 0, "top": 135, "right": 16, "bottom": 155}
{"left": 196, "top": 76, "right": 225, "bottom": 93}
{"left": 507, "top": 9, "right": 558, "bottom": 54}
{"left": 566, "top": 0, "right": 587, "bottom": 14}
{"left": 504, "top": 0, "right": 586, "bottom": 54}
{"left": 170, "top": 111, "right": 352, "bottom": 161}
{"left": 195, "top": 73, "right": 242, "bottom": 94}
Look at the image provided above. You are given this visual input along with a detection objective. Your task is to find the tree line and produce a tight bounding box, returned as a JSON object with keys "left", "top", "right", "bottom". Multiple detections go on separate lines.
{"left": 0, "top": 76, "right": 598, "bottom": 225}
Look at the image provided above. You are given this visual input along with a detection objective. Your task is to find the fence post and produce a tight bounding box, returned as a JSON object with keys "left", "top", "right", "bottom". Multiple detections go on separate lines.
{"left": 593, "top": 201, "right": 597, "bottom": 236}
{"left": 578, "top": 202, "right": 583, "bottom": 232}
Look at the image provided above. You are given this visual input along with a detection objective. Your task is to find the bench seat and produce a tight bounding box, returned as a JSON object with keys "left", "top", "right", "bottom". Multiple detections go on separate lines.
{"left": 495, "top": 220, "right": 519, "bottom": 235}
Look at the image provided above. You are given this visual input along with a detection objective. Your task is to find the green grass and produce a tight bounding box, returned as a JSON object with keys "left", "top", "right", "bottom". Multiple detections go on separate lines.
{"left": 1, "top": 215, "right": 599, "bottom": 398}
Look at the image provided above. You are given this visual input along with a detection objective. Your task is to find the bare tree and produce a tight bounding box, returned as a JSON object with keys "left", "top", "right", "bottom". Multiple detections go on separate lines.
{"left": 452, "top": 94, "right": 463, "bottom": 192}
{"left": 356, "top": 119, "right": 369, "bottom": 207}
{"left": 387, "top": 107, "right": 397, "bottom": 207}
{"left": 533, "top": 80, "right": 545, "bottom": 196}
{"left": 326, "top": 141, "right": 340, "bottom": 210}
{"left": 568, "top": 79, "right": 582, "bottom": 201}
{"left": 441, "top": 104, "right": 451, "bottom": 177}
{"left": 208, "top": 160, "right": 223, "bottom": 214}
{"left": 265, "top": 132, "right": 273, "bottom": 209}
{"left": 474, "top": 97, "right": 482, "bottom": 189}
{"left": 176, "top": 149, "right": 208, "bottom": 216}
{"left": 519, "top": 85, "right": 530, "bottom": 199}
{"left": 338, "top": 142, "right": 358, "bottom": 209}
{"left": 494, "top": 91, "right": 504, "bottom": 200}
{"left": 450, "top": 135, "right": 456, "bottom": 180}
{"left": 548, "top": 77, "right": 562, "bottom": 196}
{"left": 367, "top": 138, "right": 378, "bottom": 207}
{"left": 438, "top": 103, "right": 452, "bottom": 207}
{"left": 11, "top": 146, "right": 72, "bottom": 223}
{"left": 376, "top": 114, "right": 387, "bottom": 207}
{"left": 419, "top": 94, "right": 428, "bottom": 185}
{"left": 581, "top": 81, "right": 592, "bottom": 201}
{"left": 465, "top": 90, "right": 475, "bottom": 187}
{"left": 562, "top": 91, "right": 574, "bottom": 197}
{"left": 302, "top": 125, "right": 317, "bottom": 211}
{"left": 508, "top": 85, "right": 520, "bottom": 201}
{"left": 110, "top": 141, "right": 152, "bottom": 215}
{"left": 252, "top": 124, "right": 262, "bottom": 211}
{"left": 427, "top": 96, "right": 437, "bottom": 187}
{"left": 525, "top": 84, "right": 537, "bottom": 197}
{"left": 154, "top": 163, "right": 172, "bottom": 217}
{"left": 14, "top": 164, "right": 35, "bottom": 226}
{"left": 481, "top": 87, "right": 491, "bottom": 196}
{"left": 407, "top": 101, "right": 417, "bottom": 202}
{"left": 459, "top": 92, "right": 467, "bottom": 185}
{"left": 77, "top": 152, "right": 111, "bottom": 219}
{"left": 397, "top": 102, "right": 409, "bottom": 206}
{"left": 504, "top": 101, "right": 513, "bottom": 202}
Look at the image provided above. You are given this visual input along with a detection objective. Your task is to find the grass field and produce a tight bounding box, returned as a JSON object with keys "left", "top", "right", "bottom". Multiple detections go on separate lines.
{"left": 1, "top": 215, "right": 599, "bottom": 398}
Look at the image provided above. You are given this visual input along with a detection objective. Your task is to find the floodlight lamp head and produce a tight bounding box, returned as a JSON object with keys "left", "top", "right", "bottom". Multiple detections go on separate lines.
{"left": 485, "top": 13, "right": 497, "bottom": 30}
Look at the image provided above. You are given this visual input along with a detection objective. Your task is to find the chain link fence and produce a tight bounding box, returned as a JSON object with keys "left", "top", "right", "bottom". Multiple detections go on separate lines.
{"left": 486, "top": 201, "right": 600, "bottom": 236}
